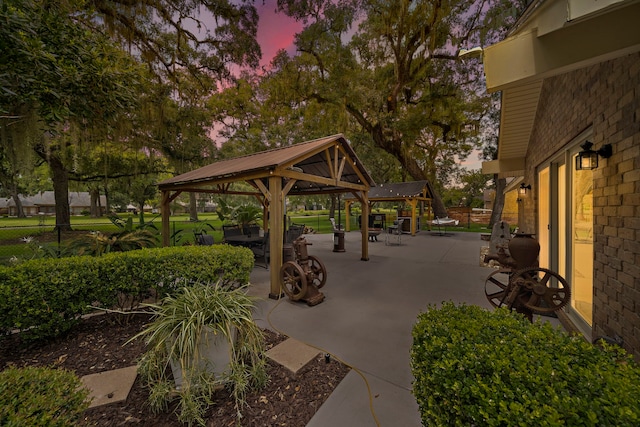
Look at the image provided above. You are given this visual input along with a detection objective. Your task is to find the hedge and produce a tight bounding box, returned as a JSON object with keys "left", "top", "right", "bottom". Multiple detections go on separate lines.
{"left": 0, "top": 245, "right": 254, "bottom": 341}
{"left": 411, "top": 302, "right": 640, "bottom": 426}
{"left": 0, "top": 366, "right": 89, "bottom": 426}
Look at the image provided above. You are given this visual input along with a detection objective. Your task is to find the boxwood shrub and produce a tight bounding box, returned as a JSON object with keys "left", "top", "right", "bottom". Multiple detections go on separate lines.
{"left": 0, "top": 245, "right": 254, "bottom": 341}
{"left": 0, "top": 366, "right": 89, "bottom": 426}
{"left": 411, "top": 302, "right": 640, "bottom": 426}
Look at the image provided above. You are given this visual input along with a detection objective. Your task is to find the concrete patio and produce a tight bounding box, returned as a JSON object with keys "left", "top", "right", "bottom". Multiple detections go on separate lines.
{"left": 248, "top": 229, "right": 557, "bottom": 426}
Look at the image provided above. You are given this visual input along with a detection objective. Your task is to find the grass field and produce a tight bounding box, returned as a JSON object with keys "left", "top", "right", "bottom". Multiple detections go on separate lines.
{"left": 0, "top": 211, "right": 488, "bottom": 264}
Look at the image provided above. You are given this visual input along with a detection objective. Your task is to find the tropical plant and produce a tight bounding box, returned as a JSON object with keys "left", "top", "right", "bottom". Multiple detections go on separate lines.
{"left": 232, "top": 203, "right": 263, "bottom": 231}
{"left": 134, "top": 283, "right": 267, "bottom": 425}
{"left": 70, "top": 216, "right": 158, "bottom": 256}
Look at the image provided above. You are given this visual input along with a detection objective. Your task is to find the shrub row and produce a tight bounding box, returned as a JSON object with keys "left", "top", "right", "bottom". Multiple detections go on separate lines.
{"left": 0, "top": 366, "right": 89, "bottom": 427}
{"left": 411, "top": 302, "right": 640, "bottom": 426}
{"left": 0, "top": 245, "right": 254, "bottom": 341}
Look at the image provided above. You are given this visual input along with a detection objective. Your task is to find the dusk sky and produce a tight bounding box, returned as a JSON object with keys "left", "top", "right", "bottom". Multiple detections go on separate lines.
{"left": 255, "top": 2, "right": 302, "bottom": 67}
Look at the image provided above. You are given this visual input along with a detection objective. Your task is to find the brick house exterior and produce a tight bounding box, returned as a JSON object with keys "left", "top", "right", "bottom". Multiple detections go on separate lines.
{"left": 480, "top": 1, "right": 640, "bottom": 360}
{"left": 520, "top": 53, "right": 640, "bottom": 360}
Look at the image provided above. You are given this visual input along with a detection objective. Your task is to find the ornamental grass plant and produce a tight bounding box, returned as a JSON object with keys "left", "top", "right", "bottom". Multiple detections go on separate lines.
{"left": 133, "top": 283, "right": 267, "bottom": 426}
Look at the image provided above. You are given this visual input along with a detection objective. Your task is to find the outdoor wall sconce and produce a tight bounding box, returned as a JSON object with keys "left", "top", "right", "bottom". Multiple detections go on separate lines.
{"left": 575, "top": 141, "right": 612, "bottom": 170}
{"left": 518, "top": 183, "right": 531, "bottom": 196}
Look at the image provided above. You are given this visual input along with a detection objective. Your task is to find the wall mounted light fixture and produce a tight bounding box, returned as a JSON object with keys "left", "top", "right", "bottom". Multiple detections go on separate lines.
{"left": 575, "top": 141, "right": 612, "bottom": 170}
{"left": 518, "top": 183, "right": 531, "bottom": 196}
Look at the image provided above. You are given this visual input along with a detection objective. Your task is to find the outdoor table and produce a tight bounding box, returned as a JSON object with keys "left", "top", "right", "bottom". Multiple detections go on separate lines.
{"left": 224, "top": 235, "right": 263, "bottom": 248}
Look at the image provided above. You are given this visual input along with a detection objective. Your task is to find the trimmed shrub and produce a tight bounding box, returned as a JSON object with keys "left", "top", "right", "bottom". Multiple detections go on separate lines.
{"left": 0, "top": 366, "right": 89, "bottom": 426}
{"left": 0, "top": 245, "right": 254, "bottom": 341}
{"left": 411, "top": 302, "right": 640, "bottom": 426}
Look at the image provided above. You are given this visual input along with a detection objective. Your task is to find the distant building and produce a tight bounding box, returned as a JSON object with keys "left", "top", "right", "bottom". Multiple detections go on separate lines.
{"left": 1, "top": 191, "right": 107, "bottom": 216}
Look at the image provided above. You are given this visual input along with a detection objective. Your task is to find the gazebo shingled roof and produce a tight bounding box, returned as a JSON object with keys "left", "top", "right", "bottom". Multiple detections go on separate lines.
{"left": 157, "top": 134, "right": 376, "bottom": 298}
{"left": 344, "top": 181, "right": 435, "bottom": 235}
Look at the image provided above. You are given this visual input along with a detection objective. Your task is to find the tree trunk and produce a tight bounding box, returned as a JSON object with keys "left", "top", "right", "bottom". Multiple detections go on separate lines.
{"left": 90, "top": 188, "right": 101, "bottom": 218}
{"left": 10, "top": 186, "right": 26, "bottom": 218}
{"left": 50, "top": 157, "right": 72, "bottom": 231}
{"left": 328, "top": 194, "right": 337, "bottom": 220}
{"left": 138, "top": 201, "right": 145, "bottom": 225}
{"left": 103, "top": 184, "right": 110, "bottom": 214}
{"left": 34, "top": 143, "right": 72, "bottom": 231}
{"left": 489, "top": 175, "right": 506, "bottom": 228}
{"left": 189, "top": 193, "right": 198, "bottom": 221}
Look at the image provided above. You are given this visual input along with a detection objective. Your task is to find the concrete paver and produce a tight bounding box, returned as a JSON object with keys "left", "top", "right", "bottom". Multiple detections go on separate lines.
{"left": 81, "top": 365, "right": 137, "bottom": 408}
{"left": 266, "top": 338, "right": 320, "bottom": 374}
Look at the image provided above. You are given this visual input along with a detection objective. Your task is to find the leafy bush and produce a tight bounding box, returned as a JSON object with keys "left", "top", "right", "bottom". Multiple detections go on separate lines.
{"left": 0, "top": 245, "right": 254, "bottom": 341}
{"left": 411, "top": 302, "right": 640, "bottom": 427}
{"left": 0, "top": 366, "right": 89, "bottom": 426}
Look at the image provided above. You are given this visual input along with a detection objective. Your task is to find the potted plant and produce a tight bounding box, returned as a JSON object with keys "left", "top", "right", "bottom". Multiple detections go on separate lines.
{"left": 133, "top": 283, "right": 267, "bottom": 425}
{"left": 232, "top": 203, "right": 263, "bottom": 235}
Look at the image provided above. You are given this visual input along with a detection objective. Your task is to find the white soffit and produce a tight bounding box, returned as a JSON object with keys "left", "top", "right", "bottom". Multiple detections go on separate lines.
{"left": 498, "top": 80, "right": 543, "bottom": 161}
{"left": 482, "top": 0, "right": 640, "bottom": 174}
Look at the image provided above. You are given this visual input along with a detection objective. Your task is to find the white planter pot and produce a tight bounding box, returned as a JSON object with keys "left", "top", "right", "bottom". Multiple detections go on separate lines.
{"left": 169, "top": 326, "right": 236, "bottom": 390}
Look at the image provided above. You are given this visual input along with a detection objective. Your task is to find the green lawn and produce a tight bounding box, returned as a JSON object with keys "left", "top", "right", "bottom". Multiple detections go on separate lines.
{"left": 0, "top": 211, "right": 488, "bottom": 264}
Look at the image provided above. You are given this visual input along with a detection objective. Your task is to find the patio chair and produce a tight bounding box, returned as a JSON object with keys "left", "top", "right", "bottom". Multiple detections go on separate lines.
{"left": 245, "top": 224, "right": 261, "bottom": 237}
{"left": 251, "top": 232, "right": 269, "bottom": 269}
{"left": 195, "top": 233, "right": 214, "bottom": 246}
{"left": 222, "top": 225, "right": 242, "bottom": 241}
{"left": 384, "top": 219, "right": 404, "bottom": 246}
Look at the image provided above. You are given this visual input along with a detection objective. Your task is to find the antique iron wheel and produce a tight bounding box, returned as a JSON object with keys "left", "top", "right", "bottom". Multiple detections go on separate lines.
{"left": 307, "top": 255, "right": 327, "bottom": 289}
{"left": 511, "top": 267, "right": 571, "bottom": 314}
{"left": 484, "top": 269, "right": 515, "bottom": 309}
{"left": 280, "top": 261, "right": 308, "bottom": 301}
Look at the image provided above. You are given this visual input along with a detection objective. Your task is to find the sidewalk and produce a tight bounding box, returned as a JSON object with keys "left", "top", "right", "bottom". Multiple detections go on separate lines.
{"left": 248, "top": 229, "right": 525, "bottom": 427}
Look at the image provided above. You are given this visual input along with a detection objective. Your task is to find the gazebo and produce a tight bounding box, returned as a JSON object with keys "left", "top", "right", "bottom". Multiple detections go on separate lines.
{"left": 344, "top": 181, "right": 436, "bottom": 235}
{"left": 157, "top": 134, "right": 376, "bottom": 298}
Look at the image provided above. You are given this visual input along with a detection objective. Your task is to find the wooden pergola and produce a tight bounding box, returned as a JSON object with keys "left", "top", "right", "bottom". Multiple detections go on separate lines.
{"left": 344, "top": 181, "right": 436, "bottom": 235}
{"left": 157, "top": 134, "right": 376, "bottom": 298}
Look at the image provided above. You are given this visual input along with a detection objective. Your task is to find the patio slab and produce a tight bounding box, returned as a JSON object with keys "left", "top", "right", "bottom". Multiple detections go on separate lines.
{"left": 81, "top": 365, "right": 137, "bottom": 408}
{"left": 266, "top": 337, "right": 320, "bottom": 374}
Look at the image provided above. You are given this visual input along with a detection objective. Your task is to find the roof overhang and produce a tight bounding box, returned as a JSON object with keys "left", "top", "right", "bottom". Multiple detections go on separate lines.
{"left": 481, "top": 0, "right": 640, "bottom": 175}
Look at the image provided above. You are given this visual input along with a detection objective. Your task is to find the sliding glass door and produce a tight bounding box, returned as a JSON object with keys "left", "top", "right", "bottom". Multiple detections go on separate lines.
{"left": 537, "top": 142, "right": 593, "bottom": 334}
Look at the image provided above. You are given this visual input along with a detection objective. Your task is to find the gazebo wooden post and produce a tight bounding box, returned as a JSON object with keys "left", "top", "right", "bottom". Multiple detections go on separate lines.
{"left": 161, "top": 190, "right": 171, "bottom": 247}
{"left": 268, "top": 176, "right": 284, "bottom": 299}
{"left": 345, "top": 200, "right": 352, "bottom": 231}
{"left": 360, "top": 193, "right": 369, "bottom": 261}
{"left": 409, "top": 199, "right": 418, "bottom": 235}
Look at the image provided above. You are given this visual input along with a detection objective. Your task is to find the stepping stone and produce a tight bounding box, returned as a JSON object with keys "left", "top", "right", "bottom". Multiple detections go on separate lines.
{"left": 80, "top": 365, "right": 138, "bottom": 408}
{"left": 266, "top": 338, "right": 320, "bottom": 374}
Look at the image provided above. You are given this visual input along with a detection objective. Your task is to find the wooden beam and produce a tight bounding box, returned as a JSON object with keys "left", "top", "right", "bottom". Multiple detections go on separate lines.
{"left": 268, "top": 176, "right": 284, "bottom": 299}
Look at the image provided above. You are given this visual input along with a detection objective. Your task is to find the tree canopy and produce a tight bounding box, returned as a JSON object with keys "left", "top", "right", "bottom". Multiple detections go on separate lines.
{"left": 209, "top": 0, "right": 527, "bottom": 216}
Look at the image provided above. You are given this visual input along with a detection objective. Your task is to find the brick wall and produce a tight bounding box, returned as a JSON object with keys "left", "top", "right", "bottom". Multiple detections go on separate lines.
{"left": 523, "top": 52, "right": 640, "bottom": 360}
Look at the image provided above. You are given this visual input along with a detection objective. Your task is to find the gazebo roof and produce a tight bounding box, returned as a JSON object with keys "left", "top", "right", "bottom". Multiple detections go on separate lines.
{"left": 158, "top": 134, "right": 375, "bottom": 196}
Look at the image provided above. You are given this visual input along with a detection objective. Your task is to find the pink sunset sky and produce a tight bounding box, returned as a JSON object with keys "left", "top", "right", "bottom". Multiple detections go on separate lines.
{"left": 255, "top": 2, "right": 302, "bottom": 67}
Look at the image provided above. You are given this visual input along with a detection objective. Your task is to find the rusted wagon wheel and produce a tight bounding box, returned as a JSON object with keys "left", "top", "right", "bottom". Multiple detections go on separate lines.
{"left": 484, "top": 269, "right": 515, "bottom": 309}
{"left": 280, "top": 261, "right": 308, "bottom": 301}
{"left": 511, "top": 267, "right": 570, "bottom": 313}
{"left": 307, "top": 255, "right": 327, "bottom": 289}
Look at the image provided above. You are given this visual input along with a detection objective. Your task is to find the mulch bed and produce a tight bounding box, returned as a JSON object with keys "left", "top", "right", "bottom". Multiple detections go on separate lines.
{"left": 0, "top": 312, "right": 350, "bottom": 426}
